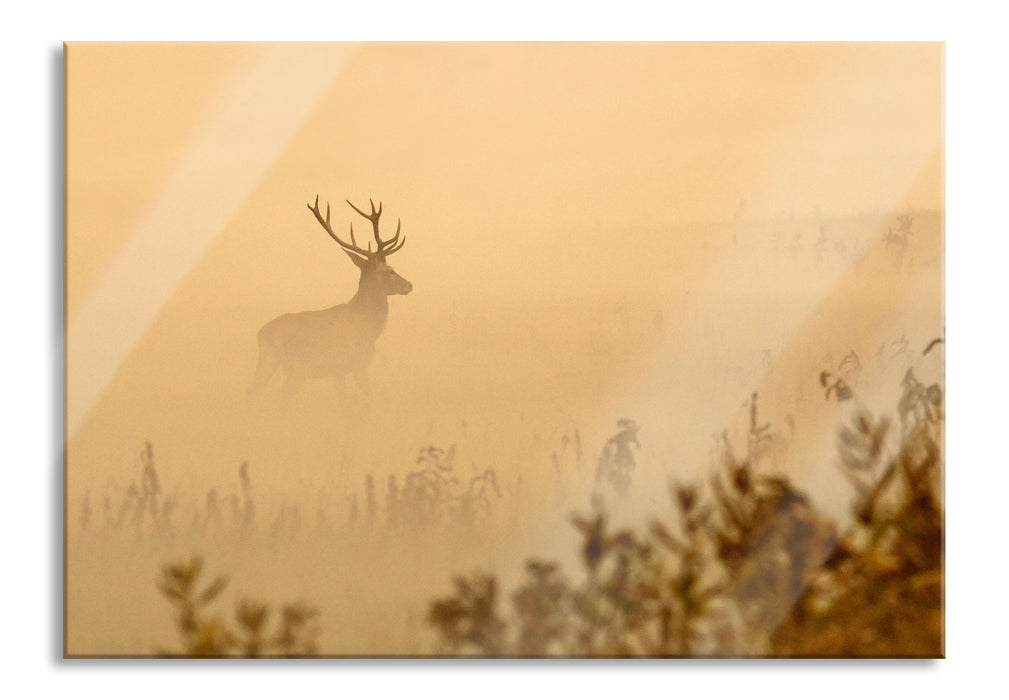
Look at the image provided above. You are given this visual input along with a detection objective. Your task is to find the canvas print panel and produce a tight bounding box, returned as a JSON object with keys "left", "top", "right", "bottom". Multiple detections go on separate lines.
{"left": 65, "top": 42, "right": 943, "bottom": 657}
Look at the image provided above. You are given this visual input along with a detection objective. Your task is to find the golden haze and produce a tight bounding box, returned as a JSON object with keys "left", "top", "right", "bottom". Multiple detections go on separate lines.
{"left": 65, "top": 42, "right": 942, "bottom": 656}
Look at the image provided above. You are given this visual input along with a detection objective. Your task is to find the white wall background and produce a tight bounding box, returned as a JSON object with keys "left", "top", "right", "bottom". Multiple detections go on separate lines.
{"left": 3, "top": 0, "right": 1006, "bottom": 697}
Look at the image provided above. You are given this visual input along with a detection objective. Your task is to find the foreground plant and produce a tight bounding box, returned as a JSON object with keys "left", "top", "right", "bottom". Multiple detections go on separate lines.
{"left": 158, "top": 555, "right": 319, "bottom": 657}
{"left": 771, "top": 367, "right": 943, "bottom": 656}
{"left": 427, "top": 358, "right": 943, "bottom": 657}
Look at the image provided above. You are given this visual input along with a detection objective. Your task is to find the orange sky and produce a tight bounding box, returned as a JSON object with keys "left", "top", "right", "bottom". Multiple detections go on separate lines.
{"left": 67, "top": 43, "right": 941, "bottom": 433}
{"left": 68, "top": 42, "right": 942, "bottom": 310}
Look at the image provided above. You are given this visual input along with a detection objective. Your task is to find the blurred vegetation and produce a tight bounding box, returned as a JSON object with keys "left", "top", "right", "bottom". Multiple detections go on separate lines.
{"left": 89, "top": 337, "right": 942, "bottom": 658}
{"left": 80, "top": 440, "right": 504, "bottom": 542}
{"left": 427, "top": 352, "right": 944, "bottom": 657}
{"left": 158, "top": 554, "right": 319, "bottom": 658}
{"left": 595, "top": 419, "right": 639, "bottom": 495}
{"left": 383, "top": 444, "right": 502, "bottom": 533}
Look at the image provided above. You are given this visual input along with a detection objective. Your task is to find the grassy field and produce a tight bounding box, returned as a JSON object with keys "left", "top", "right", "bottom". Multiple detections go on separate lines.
{"left": 65, "top": 210, "right": 943, "bottom": 656}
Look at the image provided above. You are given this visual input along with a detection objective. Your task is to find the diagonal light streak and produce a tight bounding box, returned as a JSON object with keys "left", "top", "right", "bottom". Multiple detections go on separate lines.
{"left": 67, "top": 44, "right": 355, "bottom": 437}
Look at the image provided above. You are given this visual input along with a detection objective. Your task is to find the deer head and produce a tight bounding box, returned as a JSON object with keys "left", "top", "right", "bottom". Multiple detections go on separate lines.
{"left": 307, "top": 196, "right": 412, "bottom": 296}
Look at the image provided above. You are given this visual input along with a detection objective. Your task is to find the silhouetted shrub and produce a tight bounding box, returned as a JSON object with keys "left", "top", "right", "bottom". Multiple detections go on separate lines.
{"left": 158, "top": 555, "right": 319, "bottom": 658}
{"left": 427, "top": 364, "right": 944, "bottom": 657}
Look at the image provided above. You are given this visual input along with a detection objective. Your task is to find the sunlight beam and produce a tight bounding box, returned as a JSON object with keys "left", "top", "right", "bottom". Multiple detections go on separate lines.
{"left": 67, "top": 44, "right": 356, "bottom": 437}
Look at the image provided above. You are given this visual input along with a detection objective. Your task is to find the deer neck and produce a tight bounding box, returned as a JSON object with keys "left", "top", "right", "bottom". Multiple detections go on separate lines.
{"left": 345, "top": 273, "right": 389, "bottom": 333}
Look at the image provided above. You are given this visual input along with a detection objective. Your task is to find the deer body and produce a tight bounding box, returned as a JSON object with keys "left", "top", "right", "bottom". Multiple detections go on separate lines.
{"left": 251, "top": 198, "right": 411, "bottom": 398}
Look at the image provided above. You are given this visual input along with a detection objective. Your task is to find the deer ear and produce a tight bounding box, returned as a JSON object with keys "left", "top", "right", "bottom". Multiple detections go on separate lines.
{"left": 343, "top": 249, "right": 368, "bottom": 269}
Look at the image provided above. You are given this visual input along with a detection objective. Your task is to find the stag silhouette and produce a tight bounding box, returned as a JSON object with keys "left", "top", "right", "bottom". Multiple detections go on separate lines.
{"left": 250, "top": 197, "right": 412, "bottom": 399}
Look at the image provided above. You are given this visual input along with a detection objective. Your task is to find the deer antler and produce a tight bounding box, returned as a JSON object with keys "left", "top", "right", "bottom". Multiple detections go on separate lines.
{"left": 307, "top": 195, "right": 373, "bottom": 259}
{"left": 346, "top": 198, "right": 406, "bottom": 258}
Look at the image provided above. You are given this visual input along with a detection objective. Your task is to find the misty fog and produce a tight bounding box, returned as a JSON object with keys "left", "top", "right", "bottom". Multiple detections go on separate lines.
{"left": 65, "top": 43, "right": 943, "bottom": 656}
